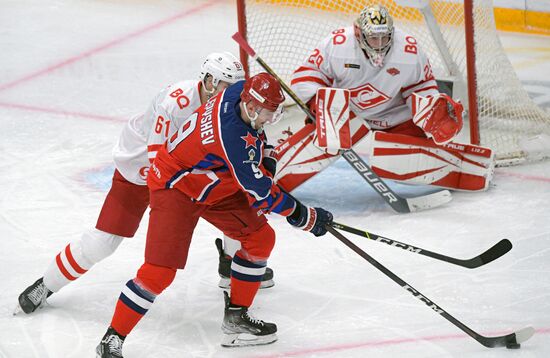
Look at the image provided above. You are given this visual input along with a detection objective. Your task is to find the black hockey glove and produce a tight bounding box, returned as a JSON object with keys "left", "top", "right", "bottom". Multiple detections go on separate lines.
{"left": 262, "top": 144, "right": 277, "bottom": 177}
{"left": 287, "top": 201, "right": 333, "bottom": 237}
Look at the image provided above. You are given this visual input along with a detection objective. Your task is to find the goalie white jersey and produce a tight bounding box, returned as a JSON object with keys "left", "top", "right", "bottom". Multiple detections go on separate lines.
{"left": 113, "top": 80, "right": 202, "bottom": 185}
{"left": 291, "top": 27, "right": 439, "bottom": 130}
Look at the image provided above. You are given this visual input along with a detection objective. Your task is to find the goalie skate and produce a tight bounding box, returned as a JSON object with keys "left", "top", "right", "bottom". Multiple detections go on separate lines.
{"left": 215, "top": 238, "right": 275, "bottom": 289}
{"left": 221, "top": 291, "right": 277, "bottom": 347}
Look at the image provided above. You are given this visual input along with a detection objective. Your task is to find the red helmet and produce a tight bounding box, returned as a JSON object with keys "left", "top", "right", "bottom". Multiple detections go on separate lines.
{"left": 241, "top": 72, "right": 285, "bottom": 111}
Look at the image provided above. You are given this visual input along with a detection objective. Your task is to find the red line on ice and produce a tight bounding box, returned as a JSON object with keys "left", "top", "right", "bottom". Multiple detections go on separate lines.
{"left": 0, "top": 0, "right": 221, "bottom": 92}
{"left": 250, "top": 327, "right": 550, "bottom": 357}
{"left": 498, "top": 170, "right": 550, "bottom": 183}
{"left": 0, "top": 101, "right": 125, "bottom": 122}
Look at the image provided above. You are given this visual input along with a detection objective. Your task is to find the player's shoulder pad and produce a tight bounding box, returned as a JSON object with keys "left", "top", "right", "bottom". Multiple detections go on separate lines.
{"left": 218, "top": 83, "right": 263, "bottom": 172}
{"left": 392, "top": 28, "right": 430, "bottom": 63}
{"left": 218, "top": 80, "right": 245, "bottom": 119}
{"left": 156, "top": 79, "right": 201, "bottom": 112}
{"left": 320, "top": 26, "right": 356, "bottom": 58}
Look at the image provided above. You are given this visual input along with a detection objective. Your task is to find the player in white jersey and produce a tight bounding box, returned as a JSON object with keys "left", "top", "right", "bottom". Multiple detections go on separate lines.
{"left": 16, "top": 52, "right": 271, "bottom": 315}
{"left": 275, "top": 4, "right": 494, "bottom": 193}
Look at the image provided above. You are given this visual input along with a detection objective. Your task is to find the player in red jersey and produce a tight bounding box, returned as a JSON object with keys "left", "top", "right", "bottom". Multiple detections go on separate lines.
{"left": 15, "top": 52, "right": 276, "bottom": 315}
{"left": 96, "top": 73, "right": 333, "bottom": 356}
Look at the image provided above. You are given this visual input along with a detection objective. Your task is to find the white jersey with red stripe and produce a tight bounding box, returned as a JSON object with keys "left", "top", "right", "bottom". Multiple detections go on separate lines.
{"left": 113, "top": 80, "right": 203, "bottom": 185}
{"left": 290, "top": 27, "right": 439, "bottom": 130}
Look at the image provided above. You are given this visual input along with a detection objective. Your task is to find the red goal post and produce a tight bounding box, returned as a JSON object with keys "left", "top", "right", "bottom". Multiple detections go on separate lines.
{"left": 236, "top": 0, "right": 550, "bottom": 165}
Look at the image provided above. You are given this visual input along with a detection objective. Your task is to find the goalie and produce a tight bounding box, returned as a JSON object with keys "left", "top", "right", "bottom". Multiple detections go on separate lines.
{"left": 273, "top": 4, "right": 494, "bottom": 193}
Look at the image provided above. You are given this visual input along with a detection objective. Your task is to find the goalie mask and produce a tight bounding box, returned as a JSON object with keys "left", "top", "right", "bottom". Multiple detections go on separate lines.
{"left": 354, "top": 5, "right": 394, "bottom": 67}
{"left": 199, "top": 52, "right": 245, "bottom": 96}
{"left": 241, "top": 72, "right": 285, "bottom": 130}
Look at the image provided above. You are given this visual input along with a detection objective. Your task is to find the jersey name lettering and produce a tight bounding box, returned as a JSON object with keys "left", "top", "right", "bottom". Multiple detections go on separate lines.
{"left": 200, "top": 98, "right": 216, "bottom": 144}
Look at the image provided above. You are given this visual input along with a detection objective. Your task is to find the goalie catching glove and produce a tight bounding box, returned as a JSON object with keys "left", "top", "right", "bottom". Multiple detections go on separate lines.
{"left": 287, "top": 201, "right": 333, "bottom": 237}
{"left": 412, "top": 93, "right": 464, "bottom": 145}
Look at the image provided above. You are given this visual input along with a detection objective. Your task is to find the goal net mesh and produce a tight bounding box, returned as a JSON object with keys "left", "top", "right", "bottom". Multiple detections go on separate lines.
{"left": 239, "top": 0, "right": 550, "bottom": 164}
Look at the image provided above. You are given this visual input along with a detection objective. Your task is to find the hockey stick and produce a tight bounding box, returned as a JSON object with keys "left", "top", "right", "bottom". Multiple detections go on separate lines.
{"left": 331, "top": 221, "right": 512, "bottom": 269}
{"left": 326, "top": 225, "right": 534, "bottom": 348}
{"left": 232, "top": 31, "right": 451, "bottom": 213}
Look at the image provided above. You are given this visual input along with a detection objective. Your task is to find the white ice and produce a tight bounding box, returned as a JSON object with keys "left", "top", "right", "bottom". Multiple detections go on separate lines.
{"left": 1, "top": 1, "right": 549, "bottom": 357}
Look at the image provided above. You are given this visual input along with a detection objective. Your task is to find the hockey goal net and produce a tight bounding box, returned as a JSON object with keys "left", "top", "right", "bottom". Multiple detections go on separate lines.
{"left": 237, "top": 0, "right": 550, "bottom": 165}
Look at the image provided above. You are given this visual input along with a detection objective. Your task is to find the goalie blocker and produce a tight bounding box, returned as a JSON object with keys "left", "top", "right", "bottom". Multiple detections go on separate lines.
{"left": 275, "top": 87, "right": 494, "bottom": 192}
{"left": 315, "top": 87, "right": 352, "bottom": 155}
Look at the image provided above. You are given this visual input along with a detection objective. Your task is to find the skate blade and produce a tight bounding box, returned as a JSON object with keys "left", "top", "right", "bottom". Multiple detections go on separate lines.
{"left": 259, "top": 279, "right": 274, "bottom": 289}
{"left": 218, "top": 277, "right": 231, "bottom": 289}
{"left": 95, "top": 344, "right": 104, "bottom": 358}
{"left": 221, "top": 332, "right": 277, "bottom": 347}
{"left": 218, "top": 278, "right": 275, "bottom": 289}
{"left": 12, "top": 304, "right": 23, "bottom": 316}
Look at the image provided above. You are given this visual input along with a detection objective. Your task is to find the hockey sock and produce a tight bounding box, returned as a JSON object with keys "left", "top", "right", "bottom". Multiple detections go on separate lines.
{"left": 111, "top": 280, "right": 156, "bottom": 336}
{"left": 229, "top": 253, "right": 265, "bottom": 307}
{"left": 43, "top": 229, "right": 123, "bottom": 292}
{"left": 111, "top": 263, "right": 176, "bottom": 336}
{"left": 222, "top": 235, "right": 241, "bottom": 258}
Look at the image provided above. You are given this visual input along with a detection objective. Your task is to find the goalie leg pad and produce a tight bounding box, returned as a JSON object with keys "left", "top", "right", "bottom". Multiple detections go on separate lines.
{"left": 275, "top": 115, "right": 369, "bottom": 192}
{"left": 315, "top": 87, "right": 351, "bottom": 155}
{"left": 368, "top": 131, "right": 495, "bottom": 191}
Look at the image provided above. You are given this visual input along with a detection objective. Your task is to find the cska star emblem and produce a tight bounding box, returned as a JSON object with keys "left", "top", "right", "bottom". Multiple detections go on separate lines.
{"left": 241, "top": 132, "right": 258, "bottom": 149}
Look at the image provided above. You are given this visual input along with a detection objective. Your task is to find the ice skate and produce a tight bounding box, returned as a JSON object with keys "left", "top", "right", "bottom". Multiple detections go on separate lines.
{"left": 17, "top": 277, "right": 52, "bottom": 314}
{"left": 221, "top": 291, "right": 277, "bottom": 347}
{"left": 96, "top": 326, "right": 125, "bottom": 358}
{"left": 215, "top": 238, "right": 274, "bottom": 289}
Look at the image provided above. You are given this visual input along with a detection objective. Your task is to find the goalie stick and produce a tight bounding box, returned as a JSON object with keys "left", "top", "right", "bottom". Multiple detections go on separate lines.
{"left": 326, "top": 225, "right": 535, "bottom": 348}
{"left": 232, "top": 31, "right": 451, "bottom": 213}
{"left": 331, "top": 221, "right": 512, "bottom": 269}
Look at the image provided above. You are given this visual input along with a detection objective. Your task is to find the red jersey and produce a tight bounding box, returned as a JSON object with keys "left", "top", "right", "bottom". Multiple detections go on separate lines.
{"left": 148, "top": 81, "right": 296, "bottom": 216}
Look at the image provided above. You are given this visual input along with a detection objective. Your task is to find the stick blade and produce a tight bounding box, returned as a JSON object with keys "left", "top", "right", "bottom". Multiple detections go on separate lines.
{"left": 461, "top": 239, "right": 513, "bottom": 268}
{"left": 479, "top": 326, "right": 535, "bottom": 348}
{"left": 478, "top": 239, "right": 512, "bottom": 265}
{"left": 405, "top": 189, "right": 452, "bottom": 212}
{"left": 515, "top": 326, "right": 535, "bottom": 344}
{"left": 489, "top": 326, "right": 535, "bottom": 348}
{"left": 232, "top": 32, "right": 256, "bottom": 58}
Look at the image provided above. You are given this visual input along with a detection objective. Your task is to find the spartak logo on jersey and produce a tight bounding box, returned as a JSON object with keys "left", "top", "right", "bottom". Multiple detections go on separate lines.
{"left": 139, "top": 166, "right": 149, "bottom": 181}
{"left": 386, "top": 67, "right": 400, "bottom": 76}
{"left": 349, "top": 83, "right": 391, "bottom": 110}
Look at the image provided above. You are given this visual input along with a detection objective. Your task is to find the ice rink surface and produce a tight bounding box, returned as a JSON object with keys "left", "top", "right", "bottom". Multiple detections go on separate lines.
{"left": 1, "top": 1, "right": 549, "bottom": 357}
